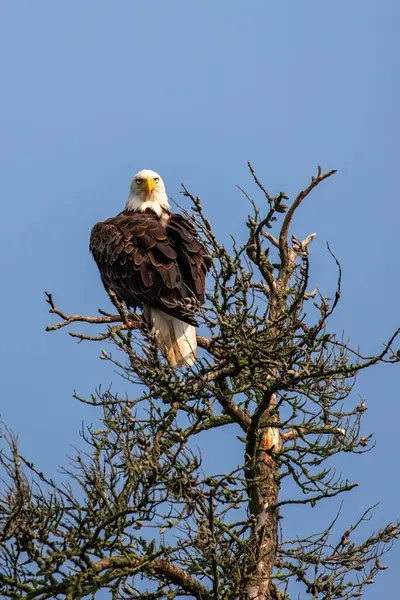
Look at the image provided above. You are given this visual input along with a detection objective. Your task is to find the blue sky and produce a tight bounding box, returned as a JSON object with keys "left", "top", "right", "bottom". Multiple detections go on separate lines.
{"left": 1, "top": 0, "right": 399, "bottom": 596}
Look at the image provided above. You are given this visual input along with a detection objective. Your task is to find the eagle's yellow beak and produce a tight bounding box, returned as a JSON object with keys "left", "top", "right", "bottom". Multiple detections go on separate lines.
{"left": 146, "top": 178, "right": 157, "bottom": 194}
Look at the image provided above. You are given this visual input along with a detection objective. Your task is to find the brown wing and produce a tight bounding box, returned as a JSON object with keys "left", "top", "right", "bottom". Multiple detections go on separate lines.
{"left": 90, "top": 209, "right": 211, "bottom": 324}
{"left": 167, "top": 213, "right": 211, "bottom": 303}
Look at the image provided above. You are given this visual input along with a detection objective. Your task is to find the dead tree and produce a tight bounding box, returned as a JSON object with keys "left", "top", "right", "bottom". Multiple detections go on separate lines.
{"left": 1, "top": 165, "right": 399, "bottom": 600}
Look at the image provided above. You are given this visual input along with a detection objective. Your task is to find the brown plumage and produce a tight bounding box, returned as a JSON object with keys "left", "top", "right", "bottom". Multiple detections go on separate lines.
{"left": 90, "top": 209, "right": 210, "bottom": 326}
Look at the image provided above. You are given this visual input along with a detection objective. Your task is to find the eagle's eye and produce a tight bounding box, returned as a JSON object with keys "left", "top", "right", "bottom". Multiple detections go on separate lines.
{"left": 136, "top": 178, "right": 142, "bottom": 185}
{"left": 154, "top": 177, "right": 159, "bottom": 183}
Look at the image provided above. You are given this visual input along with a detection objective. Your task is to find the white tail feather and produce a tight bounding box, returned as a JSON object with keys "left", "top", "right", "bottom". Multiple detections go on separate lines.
{"left": 146, "top": 307, "right": 197, "bottom": 367}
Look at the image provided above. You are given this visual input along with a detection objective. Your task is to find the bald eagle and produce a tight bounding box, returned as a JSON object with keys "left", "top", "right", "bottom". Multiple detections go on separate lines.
{"left": 90, "top": 169, "right": 211, "bottom": 367}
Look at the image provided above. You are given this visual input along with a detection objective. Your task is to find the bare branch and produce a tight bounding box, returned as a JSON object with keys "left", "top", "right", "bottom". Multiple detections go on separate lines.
{"left": 279, "top": 167, "right": 337, "bottom": 272}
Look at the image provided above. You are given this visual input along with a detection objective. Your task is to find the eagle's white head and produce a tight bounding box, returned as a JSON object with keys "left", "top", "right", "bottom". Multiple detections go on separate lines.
{"left": 125, "top": 169, "right": 170, "bottom": 217}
